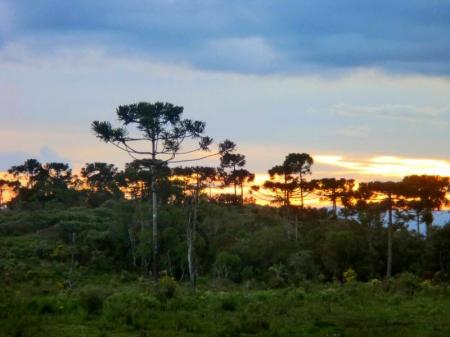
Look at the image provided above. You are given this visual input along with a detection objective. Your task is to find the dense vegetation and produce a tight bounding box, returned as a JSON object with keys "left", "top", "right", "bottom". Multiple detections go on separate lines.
{"left": 1, "top": 101, "right": 449, "bottom": 336}
{"left": 1, "top": 204, "right": 450, "bottom": 336}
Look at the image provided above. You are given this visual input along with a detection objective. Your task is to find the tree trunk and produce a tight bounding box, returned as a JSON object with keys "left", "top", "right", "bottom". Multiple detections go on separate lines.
{"left": 386, "top": 195, "right": 393, "bottom": 279}
{"left": 284, "top": 173, "right": 289, "bottom": 208}
{"left": 128, "top": 227, "right": 136, "bottom": 267}
{"left": 151, "top": 141, "right": 158, "bottom": 280}
{"left": 187, "top": 188, "right": 198, "bottom": 290}
{"left": 416, "top": 211, "right": 420, "bottom": 236}
{"left": 299, "top": 172, "right": 304, "bottom": 209}
{"left": 332, "top": 198, "right": 337, "bottom": 218}
{"left": 187, "top": 229, "right": 194, "bottom": 284}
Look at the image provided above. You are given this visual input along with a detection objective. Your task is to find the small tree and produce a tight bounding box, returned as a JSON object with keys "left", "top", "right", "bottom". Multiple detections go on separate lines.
{"left": 262, "top": 163, "right": 297, "bottom": 207}
{"left": 367, "top": 181, "right": 405, "bottom": 279}
{"left": 8, "top": 158, "right": 43, "bottom": 189}
{"left": 402, "top": 175, "right": 449, "bottom": 237}
{"left": 284, "top": 153, "right": 313, "bottom": 209}
{"left": 232, "top": 169, "right": 255, "bottom": 205}
{"left": 0, "top": 179, "right": 19, "bottom": 208}
{"left": 256, "top": 153, "right": 313, "bottom": 209}
{"left": 92, "top": 101, "right": 220, "bottom": 278}
{"left": 81, "top": 162, "right": 119, "bottom": 193}
{"left": 312, "top": 178, "right": 355, "bottom": 218}
{"left": 218, "top": 140, "right": 252, "bottom": 205}
{"left": 81, "top": 162, "right": 122, "bottom": 206}
{"left": 172, "top": 166, "right": 216, "bottom": 288}
{"left": 8, "top": 159, "right": 73, "bottom": 206}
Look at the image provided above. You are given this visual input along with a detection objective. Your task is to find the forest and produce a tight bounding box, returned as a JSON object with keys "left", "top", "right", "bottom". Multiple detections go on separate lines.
{"left": 1, "top": 102, "right": 449, "bottom": 337}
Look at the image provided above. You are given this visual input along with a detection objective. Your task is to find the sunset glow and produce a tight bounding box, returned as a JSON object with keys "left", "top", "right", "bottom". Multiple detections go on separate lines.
{"left": 315, "top": 155, "right": 450, "bottom": 179}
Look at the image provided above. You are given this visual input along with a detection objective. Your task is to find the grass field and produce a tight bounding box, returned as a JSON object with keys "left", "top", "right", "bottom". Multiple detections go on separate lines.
{"left": 1, "top": 274, "right": 449, "bottom": 337}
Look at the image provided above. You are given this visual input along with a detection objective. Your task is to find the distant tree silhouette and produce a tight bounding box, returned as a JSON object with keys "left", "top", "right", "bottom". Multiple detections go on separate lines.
{"left": 0, "top": 179, "right": 19, "bottom": 207}
{"left": 284, "top": 153, "right": 313, "bottom": 209}
{"left": 233, "top": 169, "right": 255, "bottom": 205}
{"left": 402, "top": 175, "right": 449, "bottom": 237}
{"left": 8, "top": 159, "right": 73, "bottom": 206}
{"left": 81, "top": 163, "right": 119, "bottom": 192}
{"left": 81, "top": 162, "right": 122, "bottom": 206}
{"left": 8, "top": 158, "right": 43, "bottom": 189}
{"left": 256, "top": 153, "right": 313, "bottom": 208}
{"left": 218, "top": 140, "right": 253, "bottom": 205}
{"left": 312, "top": 178, "right": 355, "bottom": 218}
{"left": 260, "top": 163, "right": 297, "bottom": 207}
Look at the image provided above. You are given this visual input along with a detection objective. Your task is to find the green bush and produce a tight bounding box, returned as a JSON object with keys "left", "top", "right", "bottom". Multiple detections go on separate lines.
{"left": 266, "top": 263, "right": 288, "bottom": 288}
{"left": 214, "top": 252, "right": 242, "bottom": 282}
{"left": 155, "top": 276, "right": 179, "bottom": 301}
{"left": 103, "top": 289, "right": 159, "bottom": 328}
{"left": 343, "top": 267, "right": 357, "bottom": 283}
{"left": 220, "top": 295, "right": 238, "bottom": 311}
{"left": 390, "top": 272, "right": 420, "bottom": 295}
{"left": 287, "top": 287, "right": 306, "bottom": 301}
{"left": 79, "top": 286, "right": 112, "bottom": 316}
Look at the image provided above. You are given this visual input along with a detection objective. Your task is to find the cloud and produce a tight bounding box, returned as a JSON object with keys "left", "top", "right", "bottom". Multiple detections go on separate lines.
{"left": 0, "top": 147, "right": 71, "bottom": 170}
{"left": 315, "top": 155, "right": 450, "bottom": 179}
{"left": 199, "top": 37, "right": 280, "bottom": 73}
{"left": 332, "top": 103, "right": 450, "bottom": 124}
{"left": 0, "top": 1, "right": 14, "bottom": 36}
{"left": 2, "top": 0, "right": 450, "bottom": 75}
{"left": 332, "top": 126, "right": 370, "bottom": 138}
{"left": 1, "top": 47, "right": 450, "bottom": 174}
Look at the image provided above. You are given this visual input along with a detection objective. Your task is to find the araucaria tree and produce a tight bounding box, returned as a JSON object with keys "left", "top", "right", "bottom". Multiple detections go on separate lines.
{"left": 262, "top": 164, "right": 297, "bottom": 207}
{"left": 0, "top": 179, "right": 19, "bottom": 207}
{"left": 401, "top": 175, "right": 449, "bottom": 237}
{"left": 172, "top": 166, "right": 216, "bottom": 288}
{"left": 367, "top": 181, "right": 404, "bottom": 279}
{"left": 312, "top": 178, "right": 355, "bottom": 218}
{"left": 92, "top": 101, "right": 213, "bottom": 278}
{"left": 284, "top": 153, "right": 314, "bottom": 209}
{"left": 257, "top": 153, "right": 313, "bottom": 208}
{"left": 218, "top": 140, "right": 253, "bottom": 205}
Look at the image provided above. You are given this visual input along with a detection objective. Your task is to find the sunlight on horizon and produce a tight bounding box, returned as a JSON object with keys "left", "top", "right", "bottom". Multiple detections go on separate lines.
{"left": 314, "top": 155, "right": 450, "bottom": 179}
{"left": 1, "top": 154, "right": 450, "bottom": 207}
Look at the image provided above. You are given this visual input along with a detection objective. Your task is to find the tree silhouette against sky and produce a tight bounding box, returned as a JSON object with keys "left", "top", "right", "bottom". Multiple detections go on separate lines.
{"left": 92, "top": 101, "right": 216, "bottom": 278}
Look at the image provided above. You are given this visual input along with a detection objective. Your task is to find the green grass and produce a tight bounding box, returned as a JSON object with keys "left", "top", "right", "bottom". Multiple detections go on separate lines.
{"left": 1, "top": 279, "right": 449, "bottom": 337}
{"left": 1, "top": 208, "right": 449, "bottom": 337}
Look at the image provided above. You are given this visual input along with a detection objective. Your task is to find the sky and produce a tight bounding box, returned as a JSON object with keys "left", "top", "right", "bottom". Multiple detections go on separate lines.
{"left": 1, "top": 0, "right": 450, "bottom": 180}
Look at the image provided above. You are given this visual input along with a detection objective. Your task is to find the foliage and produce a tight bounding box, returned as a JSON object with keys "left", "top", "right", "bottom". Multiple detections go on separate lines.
{"left": 343, "top": 267, "right": 358, "bottom": 283}
{"left": 155, "top": 276, "right": 179, "bottom": 301}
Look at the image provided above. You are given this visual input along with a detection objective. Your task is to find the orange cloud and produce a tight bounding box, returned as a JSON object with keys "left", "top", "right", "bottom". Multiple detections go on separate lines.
{"left": 315, "top": 155, "right": 450, "bottom": 179}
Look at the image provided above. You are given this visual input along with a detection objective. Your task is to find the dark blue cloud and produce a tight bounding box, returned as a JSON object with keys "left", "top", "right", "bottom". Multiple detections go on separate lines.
{"left": 2, "top": 0, "right": 450, "bottom": 74}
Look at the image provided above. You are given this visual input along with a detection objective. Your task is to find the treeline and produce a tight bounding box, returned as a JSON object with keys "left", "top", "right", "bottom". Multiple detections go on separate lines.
{"left": 0, "top": 101, "right": 449, "bottom": 287}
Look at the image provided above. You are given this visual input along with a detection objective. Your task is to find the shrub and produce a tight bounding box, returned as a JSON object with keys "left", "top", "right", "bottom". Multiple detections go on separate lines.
{"left": 214, "top": 252, "right": 242, "bottom": 282}
{"left": 240, "top": 316, "right": 270, "bottom": 334}
{"left": 220, "top": 296, "right": 238, "bottom": 311}
{"left": 287, "top": 287, "right": 306, "bottom": 301}
{"left": 288, "top": 250, "right": 319, "bottom": 281}
{"left": 155, "top": 276, "right": 179, "bottom": 302}
{"left": 319, "top": 287, "right": 339, "bottom": 313}
{"left": 391, "top": 272, "right": 420, "bottom": 295}
{"left": 103, "top": 290, "right": 159, "bottom": 328}
{"left": 343, "top": 267, "right": 357, "bottom": 283}
{"left": 79, "top": 286, "right": 111, "bottom": 316}
{"left": 267, "top": 263, "right": 288, "bottom": 288}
